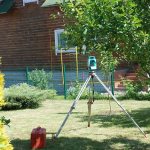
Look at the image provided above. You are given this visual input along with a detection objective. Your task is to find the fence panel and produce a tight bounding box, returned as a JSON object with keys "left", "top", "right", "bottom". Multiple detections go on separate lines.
{"left": 1, "top": 63, "right": 113, "bottom": 95}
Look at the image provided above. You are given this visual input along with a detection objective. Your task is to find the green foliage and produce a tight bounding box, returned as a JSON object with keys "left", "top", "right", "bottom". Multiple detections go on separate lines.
{"left": 66, "top": 81, "right": 108, "bottom": 100}
{"left": 133, "top": 0, "right": 150, "bottom": 33}
{"left": 2, "top": 102, "right": 22, "bottom": 110}
{"left": 0, "top": 116, "right": 10, "bottom": 126}
{"left": 61, "top": 0, "right": 141, "bottom": 52}
{"left": 59, "top": 0, "right": 150, "bottom": 86}
{"left": 136, "top": 93, "right": 150, "bottom": 100}
{"left": 117, "top": 79, "right": 150, "bottom": 100}
{"left": 96, "top": 51, "right": 118, "bottom": 74}
{"left": 118, "top": 92, "right": 150, "bottom": 101}
{"left": 2, "top": 83, "right": 57, "bottom": 110}
{"left": 66, "top": 80, "right": 150, "bottom": 100}
{"left": 67, "top": 81, "right": 88, "bottom": 99}
{"left": 122, "top": 80, "right": 139, "bottom": 98}
{"left": 28, "top": 69, "right": 53, "bottom": 90}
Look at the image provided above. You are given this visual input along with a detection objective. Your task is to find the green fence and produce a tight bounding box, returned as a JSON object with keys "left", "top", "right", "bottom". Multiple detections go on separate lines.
{"left": 1, "top": 62, "right": 114, "bottom": 98}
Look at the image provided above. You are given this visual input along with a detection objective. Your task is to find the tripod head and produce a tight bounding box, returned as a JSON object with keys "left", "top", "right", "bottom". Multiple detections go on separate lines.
{"left": 87, "top": 56, "right": 97, "bottom": 71}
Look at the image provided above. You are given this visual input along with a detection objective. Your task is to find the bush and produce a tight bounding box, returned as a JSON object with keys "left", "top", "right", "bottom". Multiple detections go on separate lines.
{"left": 28, "top": 69, "right": 53, "bottom": 90}
{"left": 2, "top": 102, "right": 22, "bottom": 110}
{"left": 122, "top": 79, "right": 139, "bottom": 98}
{"left": 67, "top": 81, "right": 89, "bottom": 99}
{"left": 66, "top": 81, "right": 109, "bottom": 100}
{"left": 2, "top": 83, "right": 57, "bottom": 110}
{"left": 0, "top": 74, "right": 5, "bottom": 106}
{"left": 117, "top": 80, "right": 150, "bottom": 100}
{"left": 0, "top": 73, "right": 13, "bottom": 150}
{"left": 135, "top": 93, "right": 150, "bottom": 100}
{"left": 0, "top": 121, "right": 13, "bottom": 150}
{"left": 117, "top": 92, "right": 150, "bottom": 100}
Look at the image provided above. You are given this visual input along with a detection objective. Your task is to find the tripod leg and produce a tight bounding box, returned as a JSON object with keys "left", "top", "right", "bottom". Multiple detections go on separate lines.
{"left": 55, "top": 75, "right": 92, "bottom": 138}
{"left": 87, "top": 100, "right": 93, "bottom": 127}
{"left": 87, "top": 77, "right": 94, "bottom": 127}
{"left": 94, "top": 73, "right": 147, "bottom": 137}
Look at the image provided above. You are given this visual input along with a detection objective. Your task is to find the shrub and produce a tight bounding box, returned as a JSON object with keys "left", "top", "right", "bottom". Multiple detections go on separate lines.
{"left": 0, "top": 73, "right": 13, "bottom": 150}
{"left": 67, "top": 81, "right": 89, "bottom": 99}
{"left": 28, "top": 69, "right": 53, "bottom": 90}
{"left": 2, "top": 83, "right": 57, "bottom": 110}
{"left": 0, "top": 122, "right": 13, "bottom": 150}
{"left": 122, "top": 79, "right": 139, "bottom": 98}
{"left": 66, "top": 81, "right": 109, "bottom": 100}
{"left": 117, "top": 92, "right": 150, "bottom": 100}
{"left": 0, "top": 74, "right": 5, "bottom": 106}
{"left": 117, "top": 79, "right": 150, "bottom": 100}
{"left": 1, "top": 102, "right": 22, "bottom": 110}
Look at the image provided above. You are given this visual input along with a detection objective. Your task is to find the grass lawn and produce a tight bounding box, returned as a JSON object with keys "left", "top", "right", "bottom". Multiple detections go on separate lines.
{"left": 1, "top": 99, "right": 150, "bottom": 150}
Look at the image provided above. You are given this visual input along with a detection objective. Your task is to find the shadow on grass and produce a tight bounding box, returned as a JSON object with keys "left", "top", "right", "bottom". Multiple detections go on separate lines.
{"left": 11, "top": 136, "right": 150, "bottom": 150}
{"left": 79, "top": 108, "right": 150, "bottom": 128}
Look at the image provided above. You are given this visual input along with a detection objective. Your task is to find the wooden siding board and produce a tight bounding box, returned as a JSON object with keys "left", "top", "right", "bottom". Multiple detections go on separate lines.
{"left": 0, "top": 1, "right": 87, "bottom": 69}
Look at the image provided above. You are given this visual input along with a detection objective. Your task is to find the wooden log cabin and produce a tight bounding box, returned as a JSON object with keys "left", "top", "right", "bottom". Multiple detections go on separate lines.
{"left": 0, "top": 0, "right": 137, "bottom": 92}
{"left": 0, "top": 0, "right": 87, "bottom": 69}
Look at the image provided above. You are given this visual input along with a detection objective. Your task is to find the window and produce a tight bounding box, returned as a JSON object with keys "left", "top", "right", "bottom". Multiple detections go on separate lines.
{"left": 23, "top": 0, "right": 39, "bottom": 6}
{"left": 54, "top": 29, "right": 76, "bottom": 55}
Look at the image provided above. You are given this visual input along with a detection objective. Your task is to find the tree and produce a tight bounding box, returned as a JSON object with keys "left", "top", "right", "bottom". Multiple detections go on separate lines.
{"left": 130, "top": 0, "right": 150, "bottom": 86}
{"left": 59, "top": 0, "right": 150, "bottom": 86}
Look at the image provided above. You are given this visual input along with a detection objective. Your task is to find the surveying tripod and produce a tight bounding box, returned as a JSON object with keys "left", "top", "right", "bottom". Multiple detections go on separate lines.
{"left": 55, "top": 71, "right": 147, "bottom": 138}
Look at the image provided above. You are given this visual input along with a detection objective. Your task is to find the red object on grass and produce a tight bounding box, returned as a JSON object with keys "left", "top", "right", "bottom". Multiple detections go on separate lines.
{"left": 31, "top": 127, "right": 46, "bottom": 149}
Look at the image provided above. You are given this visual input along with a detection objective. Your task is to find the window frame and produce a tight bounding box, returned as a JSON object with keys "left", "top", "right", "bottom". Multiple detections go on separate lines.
{"left": 23, "top": 0, "right": 39, "bottom": 6}
{"left": 54, "top": 29, "right": 76, "bottom": 55}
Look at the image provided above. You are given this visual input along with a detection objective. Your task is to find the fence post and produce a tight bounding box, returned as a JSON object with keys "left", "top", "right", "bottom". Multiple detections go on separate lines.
{"left": 76, "top": 46, "right": 79, "bottom": 80}
{"left": 63, "top": 64, "right": 67, "bottom": 99}
{"left": 111, "top": 66, "right": 115, "bottom": 95}
{"left": 26, "top": 67, "right": 29, "bottom": 84}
